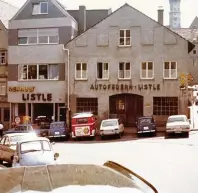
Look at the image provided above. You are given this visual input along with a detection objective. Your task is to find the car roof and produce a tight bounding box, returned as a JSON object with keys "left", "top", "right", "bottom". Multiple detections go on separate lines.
{"left": 18, "top": 137, "right": 49, "bottom": 143}
{"left": 168, "top": 115, "right": 187, "bottom": 118}
{"left": 73, "top": 113, "right": 94, "bottom": 118}
{"left": 102, "top": 119, "right": 118, "bottom": 122}
{"left": 3, "top": 133, "right": 36, "bottom": 137}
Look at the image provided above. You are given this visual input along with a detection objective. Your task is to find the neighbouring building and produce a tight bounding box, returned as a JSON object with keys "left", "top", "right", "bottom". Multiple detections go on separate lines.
{"left": 63, "top": 3, "right": 195, "bottom": 127}
{"left": 0, "top": 20, "right": 9, "bottom": 129}
{"left": 7, "top": 0, "right": 111, "bottom": 125}
{"left": 169, "top": 0, "right": 181, "bottom": 28}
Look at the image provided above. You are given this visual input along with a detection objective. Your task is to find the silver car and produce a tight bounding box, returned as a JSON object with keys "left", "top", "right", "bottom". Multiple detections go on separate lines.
{"left": 12, "top": 137, "right": 59, "bottom": 167}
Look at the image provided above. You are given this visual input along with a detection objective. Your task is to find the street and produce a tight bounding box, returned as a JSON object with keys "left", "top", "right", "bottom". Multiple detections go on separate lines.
{"left": 53, "top": 131, "right": 198, "bottom": 193}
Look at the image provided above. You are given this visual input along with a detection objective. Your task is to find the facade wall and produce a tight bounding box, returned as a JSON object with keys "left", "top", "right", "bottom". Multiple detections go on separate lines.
{"left": 65, "top": 5, "right": 192, "bottom": 126}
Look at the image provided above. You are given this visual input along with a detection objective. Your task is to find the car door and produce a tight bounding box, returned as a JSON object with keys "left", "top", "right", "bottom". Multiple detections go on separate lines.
{"left": 118, "top": 119, "right": 124, "bottom": 133}
{"left": 0, "top": 136, "right": 6, "bottom": 160}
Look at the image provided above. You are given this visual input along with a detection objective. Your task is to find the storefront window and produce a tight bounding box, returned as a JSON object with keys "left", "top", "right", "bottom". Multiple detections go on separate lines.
{"left": 76, "top": 98, "right": 98, "bottom": 115}
{"left": 4, "top": 108, "right": 9, "bottom": 122}
{"left": 153, "top": 97, "right": 178, "bottom": 116}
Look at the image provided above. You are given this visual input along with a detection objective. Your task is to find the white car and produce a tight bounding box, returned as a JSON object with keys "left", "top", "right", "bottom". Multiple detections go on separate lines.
{"left": 165, "top": 115, "right": 190, "bottom": 138}
{"left": 100, "top": 119, "right": 124, "bottom": 139}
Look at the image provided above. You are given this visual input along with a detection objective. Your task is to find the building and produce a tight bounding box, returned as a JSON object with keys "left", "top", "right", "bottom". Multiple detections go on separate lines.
{"left": 0, "top": 20, "right": 9, "bottom": 128}
{"left": 169, "top": 0, "right": 181, "bottom": 28}
{"left": 63, "top": 3, "right": 195, "bottom": 127}
{"left": 7, "top": 0, "right": 111, "bottom": 125}
{"left": 7, "top": 0, "right": 78, "bottom": 124}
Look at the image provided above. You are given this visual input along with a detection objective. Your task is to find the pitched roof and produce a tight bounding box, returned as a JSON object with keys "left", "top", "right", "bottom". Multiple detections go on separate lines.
{"left": 190, "top": 16, "right": 198, "bottom": 28}
{"left": 65, "top": 3, "right": 195, "bottom": 53}
{"left": 0, "top": 0, "right": 18, "bottom": 28}
{"left": 172, "top": 28, "right": 198, "bottom": 43}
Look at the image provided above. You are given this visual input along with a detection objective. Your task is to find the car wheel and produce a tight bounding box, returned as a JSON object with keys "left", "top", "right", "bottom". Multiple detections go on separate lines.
{"left": 101, "top": 136, "right": 104, "bottom": 140}
{"left": 165, "top": 132, "right": 169, "bottom": 139}
{"left": 117, "top": 133, "right": 122, "bottom": 139}
{"left": 185, "top": 132, "right": 189, "bottom": 138}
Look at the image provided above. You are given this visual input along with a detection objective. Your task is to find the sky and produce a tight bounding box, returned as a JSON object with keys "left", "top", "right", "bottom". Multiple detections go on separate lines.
{"left": 4, "top": 0, "right": 198, "bottom": 27}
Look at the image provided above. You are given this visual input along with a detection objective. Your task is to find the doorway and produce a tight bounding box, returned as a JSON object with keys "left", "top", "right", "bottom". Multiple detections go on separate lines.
{"left": 109, "top": 93, "right": 143, "bottom": 127}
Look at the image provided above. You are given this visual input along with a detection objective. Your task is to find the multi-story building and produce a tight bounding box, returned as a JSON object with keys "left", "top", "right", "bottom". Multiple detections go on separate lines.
{"left": 63, "top": 3, "right": 195, "bottom": 127}
{"left": 7, "top": 0, "right": 111, "bottom": 125}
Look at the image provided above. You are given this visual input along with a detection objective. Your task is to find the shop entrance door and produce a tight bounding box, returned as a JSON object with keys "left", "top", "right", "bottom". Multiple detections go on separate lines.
{"left": 59, "top": 107, "right": 66, "bottom": 121}
{"left": 109, "top": 93, "right": 143, "bottom": 127}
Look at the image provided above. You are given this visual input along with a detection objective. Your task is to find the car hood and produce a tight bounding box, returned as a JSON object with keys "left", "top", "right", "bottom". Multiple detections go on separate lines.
{"left": 0, "top": 162, "right": 158, "bottom": 193}
{"left": 166, "top": 121, "right": 189, "bottom": 128}
{"left": 100, "top": 126, "right": 118, "bottom": 130}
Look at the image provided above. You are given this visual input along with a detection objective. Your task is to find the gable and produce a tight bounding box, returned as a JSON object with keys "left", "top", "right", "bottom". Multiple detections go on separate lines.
{"left": 66, "top": 3, "right": 194, "bottom": 52}
{"left": 190, "top": 17, "right": 198, "bottom": 28}
{"left": 11, "top": 0, "right": 69, "bottom": 21}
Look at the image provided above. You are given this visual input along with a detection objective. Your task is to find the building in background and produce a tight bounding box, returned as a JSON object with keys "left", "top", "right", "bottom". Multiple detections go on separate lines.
{"left": 64, "top": 3, "right": 195, "bottom": 127}
{"left": 169, "top": 0, "right": 181, "bottom": 28}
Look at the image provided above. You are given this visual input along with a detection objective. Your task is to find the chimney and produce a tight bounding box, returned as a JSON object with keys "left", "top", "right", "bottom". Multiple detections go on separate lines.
{"left": 157, "top": 6, "right": 164, "bottom": 25}
{"left": 79, "top": 5, "right": 86, "bottom": 34}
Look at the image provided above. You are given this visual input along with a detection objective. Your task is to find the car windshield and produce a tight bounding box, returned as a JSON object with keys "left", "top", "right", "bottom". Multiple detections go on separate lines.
{"left": 20, "top": 140, "right": 51, "bottom": 154}
{"left": 51, "top": 123, "right": 65, "bottom": 128}
{"left": 167, "top": 117, "right": 185, "bottom": 123}
{"left": 102, "top": 120, "right": 118, "bottom": 127}
{"left": 139, "top": 118, "right": 151, "bottom": 124}
{"left": 15, "top": 125, "right": 32, "bottom": 131}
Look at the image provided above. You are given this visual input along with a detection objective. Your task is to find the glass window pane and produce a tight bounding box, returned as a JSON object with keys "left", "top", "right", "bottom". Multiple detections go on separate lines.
{"left": 126, "top": 30, "right": 130, "bottom": 37}
{"left": 32, "top": 4, "right": 39, "bottom": 14}
{"left": 76, "top": 63, "right": 81, "bottom": 70}
{"left": 18, "top": 37, "right": 28, "bottom": 44}
{"left": 28, "top": 65, "right": 37, "bottom": 79}
{"left": 171, "top": 62, "right": 176, "bottom": 69}
{"left": 40, "top": 2, "right": 48, "bottom": 13}
{"left": 103, "top": 63, "right": 108, "bottom": 70}
{"left": 39, "top": 36, "right": 48, "bottom": 44}
{"left": 28, "top": 37, "right": 37, "bottom": 44}
{"left": 48, "top": 64, "right": 59, "bottom": 80}
{"left": 0, "top": 83, "right": 6, "bottom": 95}
{"left": 125, "top": 38, "right": 131, "bottom": 45}
{"left": 119, "top": 63, "right": 124, "bottom": 70}
{"left": 82, "top": 63, "right": 87, "bottom": 70}
{"left": 120, "top": 30, "right": 124, "bottom": 37}
{"left": 164, "top": 62, "right": 170, "bottom": 69}
{"left": 119, "top": 38, "right": 124, "bottom": 45}
{"left": 39, "top": 65, "right": 48, "bottom": 79}
{"left": 49, "top": 36, "right": 59, "bottom": 44}
{"left": 142, "top": 62, "right": 146, "bottom": 70}
{"left": 125, "top": 63, "right": 130, "bottom": 70}
{"left": 148, "top": 62, "right": 153, "bottom": 70}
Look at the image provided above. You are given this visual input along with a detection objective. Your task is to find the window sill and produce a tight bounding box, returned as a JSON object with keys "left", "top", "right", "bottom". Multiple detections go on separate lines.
{"left": 118, "top": 45, "right": 131, "bottom": 48}
{"left": 18, "top": 43, "right": 59, "bottom": 46}
{"left": 118, "top": 78, "right": 131, "bottom": 80}
{"left": 75, "top": 78, "right": 88, "bottom": 81}
{"left": 163, "top": 78, "right": 178, "bottom": 80}
{"left": 32, "top": 13, "right": 48, "bottom": 15}
{"left": 140, "top": 77, "right": 154, "bottom": 80}
{"left": 96, "top": 78, "right": 109, "bottom": 81}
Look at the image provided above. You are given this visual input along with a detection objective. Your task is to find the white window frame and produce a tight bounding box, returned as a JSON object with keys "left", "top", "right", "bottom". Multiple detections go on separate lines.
{"left": 0, "top": 82, "right": 6, "bottom": 95}
{"left": 96, "top": 62, "right": 109, "bottom": 80}
{"left": 0, "top": 51, "right": 6, "bottom": 65}
{"left": 119, "top": 29, "right": 131, "bottom": 47}
{"left": 18, "top": 64, "right": 59, "bottom": 81}
{"left": 32, "top": 2, "right": 48, "bottom": 15}
{"left": 118, "top": 62, "right": 131, "bottom": 80}
{"left": 75, "top": 63, "right": 88, "bottom": 80}
{"left": 18, "top": 28, "right": 59, "bottom": 45}
{"left": 140, "top": 61, "right": 154, "bottom": 79}
{"left": 163, "top": 61, "right": 177, "bottom": 79}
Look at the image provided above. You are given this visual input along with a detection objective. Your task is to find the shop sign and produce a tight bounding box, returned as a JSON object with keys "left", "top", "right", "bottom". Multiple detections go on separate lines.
{"left": 90, "top": 84, "right": 160, "bottom": 91}
{"left": 22, "top": 93, "right": 52, "bottom": 102}
{"left": 9, "top": 86, "right": 35, "bottom": 92}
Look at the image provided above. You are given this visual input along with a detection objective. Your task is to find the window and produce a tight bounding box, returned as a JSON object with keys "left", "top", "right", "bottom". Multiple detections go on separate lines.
{"left": 163, "top": 62, "right": 177, "bottom": 79}
{"left": 75, "top": 63, "right": 87, "bottom": 79}
{"left": 4, "top": 108, "right": 10, "bottom": 122}
{"left": 118, "top": 62, "right": 131, "bottom": 79}
{"left": 0, "top": 51, "right": 6, "bottom": 64}
{"left": 76, "top": 98, "right": 98, "bottom": 115}
{"left": 193, "top": 49, "right": 196, "bottom": 54}
{"left": 141, "top": 62, "right": 154, "bottom": 79}
{"left": 0, "top": 83, "right": 6, "bottom": 95}
{"left": 18, "top": 64, "right": 59, "bottom": 80}
{"left": 32, "top": 2, "right": 48, "bottom": 15}
{"left": 119, "top": 29, "right": 131, "bottom": 46}
{"left": 18, "top": 28, "right": 59, "bottom": 45}
{"left": 97, "top": 62, "right": 109, "bottom": 79}
{"left": 153, "top": 97, "right": 178, "bottom": 116}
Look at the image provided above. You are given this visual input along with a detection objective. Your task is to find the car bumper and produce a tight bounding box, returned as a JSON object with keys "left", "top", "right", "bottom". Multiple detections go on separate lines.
{"left": 100, "top": 130, "right": 120, "bottom": 136}
{"left": 71, "top": 130, "right": 95, "bottom": 138}
{"left": 166, "top": 128, "right": 190, "bottom": 133}
{"left": 48, "top": 134, "right": 66, "bottom": 138}
{"left": 137, "top": 130, "right": 156, "bottom": 133}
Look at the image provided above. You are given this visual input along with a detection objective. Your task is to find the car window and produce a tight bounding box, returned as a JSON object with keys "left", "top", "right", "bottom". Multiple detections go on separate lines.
{"left": 10, "top": 135, "right": 29, "bottom": 145}
{"left": 20, "top": 141, "right": 42, "bottom": 154}
{"left": 4, "top": 137, "right": 9, "bottom": 146}
{"left": 139, "top": 118, "right": 151, "bottom": 124}
{"left": 42, "top": 140, "right": 51, "bottom": 151}
{"left": 0, "top": 137, "right": 5, "bottom": 145}
{"left": 102, "top": 120, "right": 118, "bottom": 127}
{"left": 167, "top": 117, "right": 185, "bottom": 123}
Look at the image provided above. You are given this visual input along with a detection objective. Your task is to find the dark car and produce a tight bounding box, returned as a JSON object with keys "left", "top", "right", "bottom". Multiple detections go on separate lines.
{"left": 35, "top": 122, "right": 50, "bottom": 137}
{"left": 135, "top": 116, "right": 156, "bottom": 136}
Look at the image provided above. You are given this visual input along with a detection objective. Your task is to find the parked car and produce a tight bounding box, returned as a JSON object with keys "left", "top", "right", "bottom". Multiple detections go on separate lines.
{"left": 12, "top": 137, "right": 59, "bottom": 167}
{"left": 165, "top": 115, "right": 190, "bottom": 138}
{"left": 35, "top": 122, "right": 50, "bottom": 137}
{"left": 71, "top": 113, "right": 97, "bottom": 139}
{"left": 4, "top": 124, "right": 36, "bottom": 135}
{"left": 0, "top": 161, "right": 158, "bottom": 193}
{"left": 135, "top": 116, "right": 156, "bottom": 136}
{"left": 100, "top": 118, "right": 124, "bottom": 139}
{"left": 48, "top": 121, "right": 69, "bottom": 140}
{"left": 0, "top": 133, "right": 38, "bottom": 166}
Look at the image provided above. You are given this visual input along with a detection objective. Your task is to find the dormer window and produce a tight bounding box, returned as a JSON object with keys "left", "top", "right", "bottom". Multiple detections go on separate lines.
{"left": 32, "top": 2, "right": 48, "bottom": 15}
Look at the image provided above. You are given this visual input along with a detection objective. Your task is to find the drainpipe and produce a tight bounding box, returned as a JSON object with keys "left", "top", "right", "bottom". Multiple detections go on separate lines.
{"left": 62, "top": 45, "right": 70, "bottom": 127}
